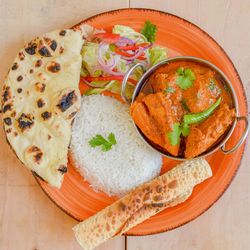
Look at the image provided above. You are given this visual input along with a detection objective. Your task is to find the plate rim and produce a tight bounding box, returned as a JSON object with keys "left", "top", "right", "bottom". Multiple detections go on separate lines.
{"left": 34, "top": 8, "right": 248, "bottom": 236}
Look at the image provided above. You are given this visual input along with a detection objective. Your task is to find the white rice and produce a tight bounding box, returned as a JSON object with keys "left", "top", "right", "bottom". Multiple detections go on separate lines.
{"left": 70, "top": 95, "right": 162, "bottom": 197}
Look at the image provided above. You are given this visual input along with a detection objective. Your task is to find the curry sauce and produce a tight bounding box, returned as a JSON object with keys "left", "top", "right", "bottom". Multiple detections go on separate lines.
{"left": 130, "top": 61, "right": 236, "bottom": 158}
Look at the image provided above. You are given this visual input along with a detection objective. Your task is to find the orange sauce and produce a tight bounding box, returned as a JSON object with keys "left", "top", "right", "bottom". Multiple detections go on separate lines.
{"left": 131, "top": 61, "right": 235, "bottom": 158}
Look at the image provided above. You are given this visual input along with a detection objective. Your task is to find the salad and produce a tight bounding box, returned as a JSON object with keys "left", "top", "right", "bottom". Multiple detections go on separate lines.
{"left": 79, "top": 21, "right": 168, "bottom": 97}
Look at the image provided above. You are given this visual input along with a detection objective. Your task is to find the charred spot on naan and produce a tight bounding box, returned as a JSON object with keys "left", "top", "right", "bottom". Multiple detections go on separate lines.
{"left": 47, "top": 61, "right": 61, "bottom": 73}
{"left": 25, "top": 42, "right": 37, "bottom": 55}
{"left": 37, "top": 98, "right": 45, "bottom": 108}
{"left": 2, "top": 103, "right": 12, "bottom": 113}
{"left": 17, "top": 113, "right": 34, "bottom": 132}
{"left": 35, "top": 82, "right": 46, "bottom": 92}
{"left": 38, "top": 46, "right": 52, "bottom": 57}
{"left": 18, "top": 52, "right": 25, "bottom": 60}
{"left": 6, "top": 128, "right": 12, "bottom": 133}
{"left": 4, "top": 117, "right": 12, "bottom": 126}
{"left": 35, "top": 59, "right": 42, "bottom": 67}
{"left": 24, "top": 36, "right": 58, "bottom": 59}
{"left": 44, "top": 37, "right": 57, "bottom": 51}
{"left": 68, "top": 111, "right": 77, "bottom": 120}
{"left": 17, "top": 88, "right": 22, "bottom": 93}
{"left": 58, "top": 165, "right": 67, "bottom": 173}
{"left": 11, "top": 111, "right": 16, "bottom": 118}
{"left": 57, "top": 90, "right": 77, "bottom": 112}
{"left": 59, "top": 46, "right": 64, "bottom": 54}
{"left": 41, "top": 111, "right": 52, "bottom": 120}
{"left": 59, "top": 30, "right": 66, "bottom": 36}
{"left": 27, "top": 145, "right": 43, "bottom": 164}
{"left": 2, "top": 86, "right": 11, "bottom": 103}
{"left": 17, "top": 75, "right": 23, "bottom": 82}
{"left": 50, "top": 40, "right": 57, "bottom": 51}
{"left": 11, "top": 62, "right": 18, "bottom": 70}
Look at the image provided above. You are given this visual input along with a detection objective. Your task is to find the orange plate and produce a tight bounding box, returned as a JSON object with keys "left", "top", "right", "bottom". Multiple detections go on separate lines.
{"left": 35, "top": 9, "right": 248, "bottom": 235}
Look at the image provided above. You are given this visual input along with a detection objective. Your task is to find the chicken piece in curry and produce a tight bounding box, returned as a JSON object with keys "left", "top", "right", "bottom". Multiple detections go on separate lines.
{"left": 130, "top": 61, "right": 236, "bottom": 158}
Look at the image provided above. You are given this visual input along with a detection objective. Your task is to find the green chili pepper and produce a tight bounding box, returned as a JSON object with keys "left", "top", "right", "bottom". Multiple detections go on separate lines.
{"left": 183, "top": 97, "right": 221, "bottom": 125}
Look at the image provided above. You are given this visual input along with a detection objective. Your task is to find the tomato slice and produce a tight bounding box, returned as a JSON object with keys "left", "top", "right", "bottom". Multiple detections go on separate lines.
{"left": 94, "top": 33, "right": 120, "bottom": 43}
{"left": 137, "top": 56, "right": 147, "bottom": 60}
{"left": 115, "top": 48, "right": 146, "bottom": 60}
{"left": 117, "top": 45, "right": 139, "bottom": 51}
{"left": 114, "top": 48, "right": 135, "bottom": 57}
{"left": 136, "top": 42, "right": 150, "bottom": 47}
{"left": 117, "top": 43, "right": 150, "bottom": 51}
{"left": 81, "top": 76, "right": 137, "bottom": 84}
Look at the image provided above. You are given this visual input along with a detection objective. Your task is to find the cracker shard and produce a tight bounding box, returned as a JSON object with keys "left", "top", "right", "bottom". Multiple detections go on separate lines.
{"left": 73, "top": 158, "right": 212, "bottom": 250}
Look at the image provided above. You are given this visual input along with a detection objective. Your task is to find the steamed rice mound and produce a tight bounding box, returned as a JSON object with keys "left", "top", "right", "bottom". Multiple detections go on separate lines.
{"left": 70, "top": 95, "right": 162, "bottom": 196}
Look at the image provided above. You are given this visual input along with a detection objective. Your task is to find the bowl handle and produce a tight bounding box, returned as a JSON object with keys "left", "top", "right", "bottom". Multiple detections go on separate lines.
{"left": 221, "top": 116, "right": 249, "bottom": 154}
{"left": 121, "top": 63, "right": 145, "bottom": 104}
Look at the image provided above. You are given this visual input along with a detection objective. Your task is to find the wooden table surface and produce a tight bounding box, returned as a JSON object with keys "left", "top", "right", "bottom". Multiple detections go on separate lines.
{"left": 0, "top": 0, "right": 249, "bottom": 249}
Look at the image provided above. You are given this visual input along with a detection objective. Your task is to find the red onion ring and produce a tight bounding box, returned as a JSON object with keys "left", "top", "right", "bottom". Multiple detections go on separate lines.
{"left": 115, "top": 36, "right": 135, "bottom": 47}
{"left": 97, "top": 43, "right": 124, "bottom": 76}
{"left": 118, "top": 47, "right": 145, "bottom": 60}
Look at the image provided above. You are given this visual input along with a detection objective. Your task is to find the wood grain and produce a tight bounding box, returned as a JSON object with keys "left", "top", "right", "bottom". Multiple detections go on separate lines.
{"left": 128, "top": 1, "right": 250, "bottom": 249}
{"left": 0, "top": 1, "right": 127, "bottom": 249}
{"left": 0, "top": 0, "right": 249, "bottom": 250}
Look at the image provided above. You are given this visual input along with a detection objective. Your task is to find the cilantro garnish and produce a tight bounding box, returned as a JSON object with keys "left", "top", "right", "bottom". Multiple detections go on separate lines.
{"left": 141, "top": 20, "right": 157, "bottom": 43}
{"left": 208, "top": 78, "right": 222, "bottom": 95}
{"left": 208, "top": 78, "right": 216, "bottom": 90}
{"left": 89, "top": 133, "right": 117, "bottom": 152}
{"left": 165, "top": 86, "right": 175, "bottom": 93}
{"left": 181, "top": 123, "right": 190, "bottom": 137}
{"left": 167, "top": 122, "right": 190, "bottom": 146}
{"left": 176, "top": 67, "right": 196, "bottom": 90}
{"left": 167, "top": 123, "right": 181, "bottom": 146}
{"left": 107, "top": 133, "right": 116, "bottom": 145}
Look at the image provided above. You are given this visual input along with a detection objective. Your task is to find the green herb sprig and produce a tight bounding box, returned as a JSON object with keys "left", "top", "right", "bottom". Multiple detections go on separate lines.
{"left": 176, "top": 67, "right": 196, "bottom": 90}
{"left": 141, "top": 20, "right": 157, "bottom": 43}
{"left": 208, "top": 78, "right": 216, "bottom": 91}
{"left": 167, "top": 98, "right": 221, "bottom": 146}
{"left": 167, "top": 123, "right": 190, "bottom": 146}
{"left": 89, "top": 133, "right": 117, "bottom": 152}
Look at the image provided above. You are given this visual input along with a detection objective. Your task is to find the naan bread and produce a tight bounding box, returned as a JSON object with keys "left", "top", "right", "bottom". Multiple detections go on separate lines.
{"left": 73, "top": 158, "right": 212, "bottom": 250}
{"left": 2, "top": 29, "right": 84, "bottom": 188}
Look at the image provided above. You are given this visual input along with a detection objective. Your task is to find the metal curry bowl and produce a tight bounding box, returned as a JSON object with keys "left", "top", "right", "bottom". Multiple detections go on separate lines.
{"left": 121, "top": 56, "right": 249, "bottom": 161}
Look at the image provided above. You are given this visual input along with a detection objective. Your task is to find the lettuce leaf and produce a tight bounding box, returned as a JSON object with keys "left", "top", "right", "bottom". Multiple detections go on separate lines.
{"left": 149, "top": 46, "right": 167, "bottom": 66}
{"left": 141, "top": 21, "right": 157, "bottom": 43}
{"left": 80, "top": 66, "right": 89, "bottom": 77}
{"left": 115, "top": 59, "right": 129, "bottom": 74}
{"left": 84, "top": 80, "right": 134, "bottom": 98}
{"left": 167, "top": 123, "right": 181, "bottom": 146}
{"left": 112, "top": 25, "right": 147, "bottom": 43}
{"left": 81, "top": 42, "right": 103, "bottom": 76}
